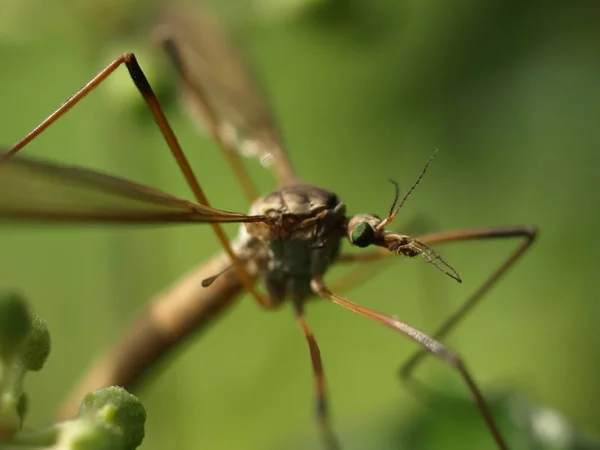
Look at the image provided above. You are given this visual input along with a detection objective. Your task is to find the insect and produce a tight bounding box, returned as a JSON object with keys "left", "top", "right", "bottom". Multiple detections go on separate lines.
{"left": 0, "top": 4, "right": 536, "bottom": 449}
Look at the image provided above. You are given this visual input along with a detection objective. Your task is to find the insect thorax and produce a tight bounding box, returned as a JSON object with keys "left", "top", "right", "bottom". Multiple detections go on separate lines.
{"left": 243, "top": 183, "right": 347, "bottom": 304}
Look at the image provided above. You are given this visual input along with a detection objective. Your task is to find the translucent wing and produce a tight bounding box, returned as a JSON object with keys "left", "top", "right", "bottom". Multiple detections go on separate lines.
{"left": 0, "top": 154, "right": 267, "bottom": 224}
{"left": 154, "top": 4, "right": 297, "bottom": 186}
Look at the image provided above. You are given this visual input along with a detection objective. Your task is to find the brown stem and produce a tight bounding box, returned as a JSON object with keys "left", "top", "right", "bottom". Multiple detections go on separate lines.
{"left": 55, "top": 251, "right": 249, "bottom": 421}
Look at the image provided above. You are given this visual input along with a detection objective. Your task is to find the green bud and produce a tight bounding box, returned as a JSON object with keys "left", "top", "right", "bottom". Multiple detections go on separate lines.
{"left": 0, "top": 292, "right": 32, "bottom": 362}
{"left": 78, "top": 387, "right": 146, "bottom": 450}
{"left": 58, "top": 420, "right": 124, "bottom": 450}
{"left": 20, "top": 314, "right": 51, "bottom": 371}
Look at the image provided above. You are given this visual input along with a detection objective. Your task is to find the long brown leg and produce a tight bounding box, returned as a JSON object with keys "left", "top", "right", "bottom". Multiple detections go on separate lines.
{"left": 3, "top": 53, "right": 273, "bottom": 308}
{"left": 293, "top": 300, "right": 341, "bottom": 450}
{"left": 398, "top": 226, "right": 537, "bottom": 378}
{"left": 311, "top": 277, "right": 509, "bottom": 450}
{"left": 333, "top": 226, "right": 536, "bottom": 372}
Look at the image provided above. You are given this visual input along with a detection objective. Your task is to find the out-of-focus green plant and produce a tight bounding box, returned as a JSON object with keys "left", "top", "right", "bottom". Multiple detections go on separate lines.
{"left": 393, "top": 386, "right": 600, "bottom": 450}
{"left": 0, "top": 292, "right": 146, "bottom": 450}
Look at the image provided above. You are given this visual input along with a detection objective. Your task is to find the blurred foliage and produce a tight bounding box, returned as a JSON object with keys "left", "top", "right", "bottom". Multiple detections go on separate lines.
{"left": 0, "top": 0, "right": 599, "bottom": 449}
{"left": 395, "top": 387, "right": 600, "bottom": 450}
{"left": 0, "top": 292, "right": 145, "bottom": 449}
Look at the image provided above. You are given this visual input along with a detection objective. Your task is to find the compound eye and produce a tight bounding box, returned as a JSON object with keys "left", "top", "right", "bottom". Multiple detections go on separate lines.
{"left": 350, "top": 222, "right": 375, "bottom": 248}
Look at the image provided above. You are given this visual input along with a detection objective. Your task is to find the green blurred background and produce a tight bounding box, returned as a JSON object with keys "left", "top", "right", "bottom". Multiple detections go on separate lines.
{"left": 0, "top": 0, "right": 599, "bottom": 448}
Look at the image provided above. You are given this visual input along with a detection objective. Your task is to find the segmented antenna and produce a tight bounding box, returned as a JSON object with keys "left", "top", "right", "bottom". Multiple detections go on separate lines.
{"left": 386, "top": 179, "right": 401, "bottom": 218}
{"left": 377, "top": 149, "right": 438, "bottom": 230}
{"left": 395, "top": 149, "right": 438, "bottom": 214}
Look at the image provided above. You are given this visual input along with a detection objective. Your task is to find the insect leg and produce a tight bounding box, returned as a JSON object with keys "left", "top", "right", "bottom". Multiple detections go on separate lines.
{"left": 293, "top": 300, "right": 341, "bottom": 450}
{"left": 311, "top": 277, "right": 509, "bottom": 450}
{"left": 332, "top": 226, "right": 536, "bottom": 358}
{"left": 4, "top": 53, "right": 268, "bottom": 307}
{"left": 398, "top": 226, "right": 537, "bottom": 379}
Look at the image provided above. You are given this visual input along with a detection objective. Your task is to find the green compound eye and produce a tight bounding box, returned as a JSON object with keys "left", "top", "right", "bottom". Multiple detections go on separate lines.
{"left": 350, "top": 222, "right": 375, "bottom": 248}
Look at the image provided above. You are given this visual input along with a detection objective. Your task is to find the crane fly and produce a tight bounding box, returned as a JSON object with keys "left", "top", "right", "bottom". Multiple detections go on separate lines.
{"left": 0, "top": 4, "right": 536, "bottom": 450}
